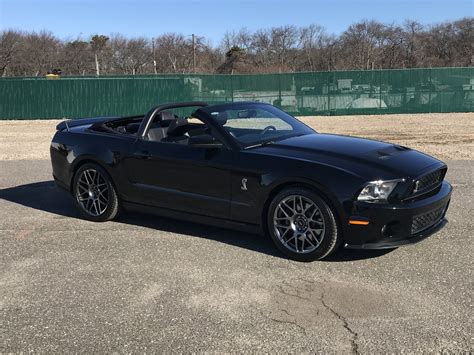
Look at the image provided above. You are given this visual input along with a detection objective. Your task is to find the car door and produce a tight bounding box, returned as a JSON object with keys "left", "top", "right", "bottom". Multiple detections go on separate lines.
{"left": 127, "top": 138, "right": 233, "bottom": 219}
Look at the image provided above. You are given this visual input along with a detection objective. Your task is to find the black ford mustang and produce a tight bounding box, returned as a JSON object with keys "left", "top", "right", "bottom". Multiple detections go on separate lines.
{"left": 50, "top": 102, "right": 452, "bottom": 261}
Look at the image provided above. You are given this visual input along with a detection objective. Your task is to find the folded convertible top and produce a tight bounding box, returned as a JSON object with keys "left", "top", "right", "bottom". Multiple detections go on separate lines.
{"left": 56, "top": 116, "right": 120, "bottom": 131}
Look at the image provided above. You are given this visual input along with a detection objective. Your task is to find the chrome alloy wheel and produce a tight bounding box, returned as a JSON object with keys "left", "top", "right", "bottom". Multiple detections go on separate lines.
{"left": 76, "top": 168, "right": 109, "bottom": 216}
{"left": 273, "top": 194, "right": 325, "bottom": 253}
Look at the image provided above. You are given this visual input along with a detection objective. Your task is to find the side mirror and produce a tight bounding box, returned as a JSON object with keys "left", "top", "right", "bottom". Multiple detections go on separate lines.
{"left": 188, "top": 134, "right": 223, "bottom": 149}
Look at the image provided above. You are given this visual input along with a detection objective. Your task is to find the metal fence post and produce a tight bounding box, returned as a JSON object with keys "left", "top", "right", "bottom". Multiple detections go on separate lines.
{"left": 230, "top": 74, "right": 234, "bottom": 103}
{"left": 327, "top": 72, "right": 331, "bottom": 115}
{"left": 379, "top": 69, "right": 382, "bottom": 113}
{"left": 278, "top": 73, "right": 282, "bottom": 107}
{"left": 429, "top": 67, "right": 432, "bottom": 113}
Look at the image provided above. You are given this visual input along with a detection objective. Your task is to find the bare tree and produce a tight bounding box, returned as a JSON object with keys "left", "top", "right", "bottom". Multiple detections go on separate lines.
{"left": 423, "top": 18, "right": 474, "bottom": 67}
{"left": 90, "top": 34, "right": 109, "bottom": 75}
{"left": 0, "top": 18, "right": 472, "bottom": 77}
{"left": 402, "top": 20, "right": 424, "bottom": 67}
{"left": 0, "top": 30, "right": 21, "bottom": 77}
{"left": 16, "top": 31, "right": 60, "bottom": 76}
{"left": 251, "top": 29, "right": 272, "bottom": 70}
{"left": 379, "top": 25, "right": 405, "bottom": 69}
{"left": 61, "top": 40, "right": 92, "bottom": 75}
{"left": 270, "top": 25, "right": 299, "bottom": 71}
{"left": 297, "top": 24, "right": 329, "bottom": 71}
{"left": 154, "top": 33, "right": 191, "bottom": 73}
{"left": 130, "top": 38, "right": 151, "bottom": 74}
{"left": 221, "top": 28, "right": 254, "bottom": 53}
{"left": 452, "top": 18, "right": 474, "bottom": 66}
{"left": 339, "top": 20, "right": 386, "bottom": 70}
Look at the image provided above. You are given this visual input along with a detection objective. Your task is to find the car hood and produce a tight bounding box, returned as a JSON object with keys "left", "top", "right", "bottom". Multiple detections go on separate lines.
{"left": 254, "top": 133, "right": 444, "bottom": 180}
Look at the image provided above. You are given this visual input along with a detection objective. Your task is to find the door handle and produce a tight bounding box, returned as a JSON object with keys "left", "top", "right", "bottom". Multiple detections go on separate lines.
{"left": 136, "top": 150, "right": 152, "bottom": 159}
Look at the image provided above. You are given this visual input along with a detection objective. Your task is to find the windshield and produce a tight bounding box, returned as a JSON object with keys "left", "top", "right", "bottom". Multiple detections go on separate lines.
{"left": 201, "top": 103, "right": 314, "bottom": 148}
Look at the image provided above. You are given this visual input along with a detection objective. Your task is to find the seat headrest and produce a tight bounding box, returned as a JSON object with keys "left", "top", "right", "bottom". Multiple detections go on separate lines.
{"left": 167, "top": 118, "right": 189, "bottom": 136}
{"left": 158, "top": 111, "right": 176, "bottom": 121}
{"left": 125, "top": 122, "right": 140, "bottom": 134}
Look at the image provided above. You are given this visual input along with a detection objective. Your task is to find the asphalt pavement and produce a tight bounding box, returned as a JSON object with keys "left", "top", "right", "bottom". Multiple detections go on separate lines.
{"left": 1, "top": 159, "right": 473, "bottom": 352}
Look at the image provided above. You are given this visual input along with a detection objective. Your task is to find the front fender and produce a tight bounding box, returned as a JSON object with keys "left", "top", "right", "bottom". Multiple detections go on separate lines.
{"left": 262, "top": 175, "right": 342, "bottom": 212}
{"left": 230, "top": 153, "right": 365, "bottom": 227}
{"left": 257, "top": 169, "right": 359, "bottom": 229}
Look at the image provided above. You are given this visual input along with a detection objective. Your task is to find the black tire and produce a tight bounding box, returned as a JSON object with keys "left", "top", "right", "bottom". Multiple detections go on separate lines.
{"left": 72, "top": 163, "right": 120, "bottom": 222}
{"left": 267, "top": 187, "right": 340, "bottom": 262}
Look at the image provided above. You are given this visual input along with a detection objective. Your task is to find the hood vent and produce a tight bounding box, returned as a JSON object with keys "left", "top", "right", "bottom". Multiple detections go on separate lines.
{"left": 375, "top": 145, "right": 411, "bottom": 159}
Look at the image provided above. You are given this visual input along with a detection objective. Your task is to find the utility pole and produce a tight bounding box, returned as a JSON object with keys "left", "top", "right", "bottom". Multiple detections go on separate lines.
{"left": 192, "top": 33, "right": 196, "bottom": 73}
{"left": 152, "top": 37, "right": 157, "bottom": 75}
{"left": 95, "top": 53, "right": 100, "bottom": 76}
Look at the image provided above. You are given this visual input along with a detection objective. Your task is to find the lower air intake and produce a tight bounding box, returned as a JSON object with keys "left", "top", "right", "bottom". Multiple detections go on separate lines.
{"left": 411, "top": 206, "right": 446, "bottom": 235}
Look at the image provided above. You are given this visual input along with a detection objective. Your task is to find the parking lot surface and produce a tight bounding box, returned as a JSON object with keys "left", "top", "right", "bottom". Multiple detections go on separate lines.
{"left": 1, "top": 159, "right": 473, "bottom": 352}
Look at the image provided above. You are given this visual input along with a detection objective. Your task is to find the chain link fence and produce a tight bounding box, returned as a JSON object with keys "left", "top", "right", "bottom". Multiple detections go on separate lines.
{"left": 0, "top": 67, "right": 472, "bottom": 119}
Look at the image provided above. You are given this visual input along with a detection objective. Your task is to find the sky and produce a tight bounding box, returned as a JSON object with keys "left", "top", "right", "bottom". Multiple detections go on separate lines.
{"left": 0, "top": 0, "right": 472, "bottom": 45}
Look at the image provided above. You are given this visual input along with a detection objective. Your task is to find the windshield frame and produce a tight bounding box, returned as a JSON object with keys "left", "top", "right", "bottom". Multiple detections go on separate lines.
{"left": 196, "top": 102, "right": 315, "bottom": 149}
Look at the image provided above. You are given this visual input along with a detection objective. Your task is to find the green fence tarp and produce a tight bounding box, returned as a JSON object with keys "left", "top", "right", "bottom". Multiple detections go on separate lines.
{"left": 0, "top": 67, "right": 472, "bottom": 119}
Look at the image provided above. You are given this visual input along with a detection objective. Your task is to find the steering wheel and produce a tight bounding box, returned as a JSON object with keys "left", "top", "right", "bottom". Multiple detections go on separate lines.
{"left": 261, "top": 125, "right": 277, "bottom": 135}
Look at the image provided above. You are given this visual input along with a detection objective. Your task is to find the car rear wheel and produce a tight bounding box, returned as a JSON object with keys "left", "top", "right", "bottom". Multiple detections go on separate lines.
{"left": 73, "top": 163, "right": 119, "bottom": 222}
{"left": 267, "top": 187, "right": 340, "bottom": 261}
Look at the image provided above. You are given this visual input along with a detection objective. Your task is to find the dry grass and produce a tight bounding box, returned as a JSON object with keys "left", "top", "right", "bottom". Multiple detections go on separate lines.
{"left": 0, "top": 112, "right": 472, "bottom": 161}
{"left": 300, "top": 112, "right": 474, "bottom": 161}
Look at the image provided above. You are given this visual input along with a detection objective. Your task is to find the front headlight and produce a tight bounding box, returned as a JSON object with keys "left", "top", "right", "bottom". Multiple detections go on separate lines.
{"left": 357, "top": 180, "right": 400, "bottom": 202}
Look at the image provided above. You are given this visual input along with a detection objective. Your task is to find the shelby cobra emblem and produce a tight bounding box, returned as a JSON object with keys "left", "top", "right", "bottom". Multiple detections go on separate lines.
{"left": 241, "top": 178, "right": 248, "bottom": 191}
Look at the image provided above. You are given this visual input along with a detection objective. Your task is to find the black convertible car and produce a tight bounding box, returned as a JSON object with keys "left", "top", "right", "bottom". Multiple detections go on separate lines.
{"left": 50, "top": 102, "right": 452, "bottom": 261}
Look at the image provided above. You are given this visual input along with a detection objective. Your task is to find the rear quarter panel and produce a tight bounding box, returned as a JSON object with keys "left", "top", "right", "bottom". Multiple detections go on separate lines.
{"left": 50, "top": 128, "right": 136, "bottom": 199}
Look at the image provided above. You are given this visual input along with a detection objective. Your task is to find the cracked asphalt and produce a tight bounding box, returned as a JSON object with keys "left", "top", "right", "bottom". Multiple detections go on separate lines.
{"left": 1, "top": 159, "right": 473, "bottom": 352}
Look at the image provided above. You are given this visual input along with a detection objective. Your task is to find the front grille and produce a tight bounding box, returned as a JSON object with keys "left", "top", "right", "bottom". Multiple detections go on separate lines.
{"left": 411, "top": 168, "right": 446, "bottom": 196}
{"left": 411, "top": 206, "right": 446, "bottom": 234}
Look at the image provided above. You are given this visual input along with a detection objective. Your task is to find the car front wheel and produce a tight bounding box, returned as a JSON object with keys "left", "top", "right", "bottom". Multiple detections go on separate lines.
{"left": 267, "top": 187, "right": 341, "bottom": 261}
{"left": 73, "top": 163, "right": 119, "bottom": 222}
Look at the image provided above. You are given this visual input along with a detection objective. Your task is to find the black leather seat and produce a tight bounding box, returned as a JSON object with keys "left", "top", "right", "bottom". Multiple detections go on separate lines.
{"left": 161, "top": 118, "right": 189, "bottom": 143}
{"left": 125, "top": 122, "right": 140, "bottom": 134}
{"left": 147, "top": 111, "right": 176, "bottom": 141}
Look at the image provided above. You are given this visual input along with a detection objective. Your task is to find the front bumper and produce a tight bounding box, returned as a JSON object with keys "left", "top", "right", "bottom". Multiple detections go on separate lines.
{"left": 343, "top": 181, "right": 452, "bottom": 249}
